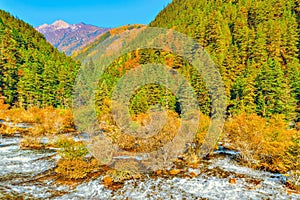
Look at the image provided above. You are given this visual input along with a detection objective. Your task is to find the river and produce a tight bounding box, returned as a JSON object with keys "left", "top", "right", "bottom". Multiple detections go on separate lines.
{"left": 0, "top": 136, "right": 299, "bottom": 199}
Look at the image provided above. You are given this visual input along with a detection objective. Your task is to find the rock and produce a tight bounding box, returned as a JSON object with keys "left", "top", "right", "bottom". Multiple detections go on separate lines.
{"left": 169, "top": 169, "right": 181, "bottom": 176}
{"left": 189, "top": 163, "right": 199, "bottom": 169}
{"left": 270, "top": 174, "right": 287, "bottom": 184}
{"left": 285, "top": 180, "right": 299, "bottom": 191}
{"left": 156, "top": 170, "right": 162, "bottom": 175}
{"left": 190, "top": 171, "right": 198, "bottom": 178}
{"left": 229, "top": 178, "right": 236, "bottom": 184}
{"left": 103, "top": 176, "right": 113, "bottom": 187}
{"left": 163, "top": 170, "right": 168, "bottom": 175}
{"left": 188, "top": 168, "right": 201, "bottom": 178}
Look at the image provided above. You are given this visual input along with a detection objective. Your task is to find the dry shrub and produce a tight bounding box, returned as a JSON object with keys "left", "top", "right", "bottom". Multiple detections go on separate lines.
{"left": 106, "top": 168, "right": 141, "bottom": 183}
{"left": 224, "top": 112, "right": 299, "bottom": 173}
{"left": 288, "top": 170, "right": 300, "bottom": 188}
{"left": 0, "top": 101, "right": 29, "bottom": 135}
{"left": 26, "top": 106, "right": 75, "bottom": 135}
{"left": 55, "top": 136, "right": 89, "bottom": 160}
{"left": 20, "top": 136, "right": 43, "bottom": 150}
{"left": 0, "top": 124, "right": 18, "bottom": 135}
{"left": 54, "top": 136, "right": 101, "bottom": 180}
{"left": 194, "top": 112, "right": 210, "bottom": 145}
{"left": 98, "top": 109, "right": 211, "bottom": 168}
{"left": 100, "top": 110, "right": 181, "bottom": 153}
{"left": 55, "top": 158, "right": 100, "bottom": 180}
{"left": 183, "top": 151, "right": 200, "bottom": 168}
{"left": 106, "top": 169, "right": 141, "bottom": 183}
{"left": 0, "top": 99, "right": 9, "bottom": 120}
{"left": 0, "top": 100, "right": 17, "bottom": 135}
{"left": 54, "top": 135, "right": 76, "bottom": 148}
{"left": 224, "top": 113, "right": 266, "bottom": 164}
{"left": 105, "top": 160, "right": 142, "bottom": 183}
{"left": 0, "top": 105, "right": 75, "bottom": 135}
{"left": 181, "top": 111, "right": 210, "bottom": 167}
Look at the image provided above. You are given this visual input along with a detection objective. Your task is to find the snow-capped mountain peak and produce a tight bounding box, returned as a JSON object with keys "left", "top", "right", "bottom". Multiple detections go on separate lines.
{"left": 37, "top": 23, "right": 49, "bottom": 30}
{"left": 36, "top": 20, "right": 111, "bottom": 55}
{"left": 36, "top": 20, "right": 71, "bottom": 33}
{"left": 51, "top": 20, "right": 70, "bottom": 29}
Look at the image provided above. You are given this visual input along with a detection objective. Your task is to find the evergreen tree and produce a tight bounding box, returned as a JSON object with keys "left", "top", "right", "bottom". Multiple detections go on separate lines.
{"left": 255, "top": 59, "right": 296, "bottom": 120}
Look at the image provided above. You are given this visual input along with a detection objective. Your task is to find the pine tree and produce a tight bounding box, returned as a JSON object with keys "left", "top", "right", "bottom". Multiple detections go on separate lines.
{"left": 286, "top": 60, "right": 300, "bottom": 121}
{"left": 230, "top": 64, "right": 257, "bottom": 115}
{"left": 255, "top": 59, "right": 297, "bottom": 120}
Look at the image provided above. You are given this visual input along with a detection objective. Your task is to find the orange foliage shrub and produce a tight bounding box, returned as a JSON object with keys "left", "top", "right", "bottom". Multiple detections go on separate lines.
{"left": 178, "top": 112, "right": 210, "bottom": 167}
{"left": 224, "top": 112, "right": 299, "bottom": 173}
{"left": 106, "top": 168, "right": 141, "bottom": 183}
{"left": 0, "top": 101, "right": 28, "bottom": 135}
{"left": 0, "top": 99, "right": 9, "bottom": 109}
{"left": 0, "top": 124, "right": 19, "bottom": 135}
{"left": 224, "top": 113, "right": 266, "bottom": 163}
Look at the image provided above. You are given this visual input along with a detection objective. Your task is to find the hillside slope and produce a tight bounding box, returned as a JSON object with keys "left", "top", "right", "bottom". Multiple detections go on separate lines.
{"left": 0, "top": 10, "right": 80, "bottom": 108}
{"left": 74, "top": 24, "right": 145, "bottom": 60}
{"left": 36, "top": 20, "right": 110, "bottom": 55}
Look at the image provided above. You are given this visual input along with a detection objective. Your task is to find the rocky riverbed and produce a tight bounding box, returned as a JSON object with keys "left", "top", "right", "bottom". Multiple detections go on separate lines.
{"left": 0, "top": 136, "right": 299, "bottom": 199}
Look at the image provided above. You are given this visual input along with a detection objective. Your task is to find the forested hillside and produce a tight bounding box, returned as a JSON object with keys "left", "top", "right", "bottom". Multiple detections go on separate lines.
{"left": 77, "top": 0, "right": 300, "bottom": 122}
{"left": 73, "top": 1, "right": 300, "bottom": 173}
{"left": 150, "top": 0, "right": 300, "bottom": 121}
{"left": 0, "top": 10, "right": 80, "bottom": 108}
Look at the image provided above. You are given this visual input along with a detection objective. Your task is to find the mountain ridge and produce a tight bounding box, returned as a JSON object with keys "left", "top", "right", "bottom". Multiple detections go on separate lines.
{"left": 36, "top": 20, "right": 111, "bottom": 55}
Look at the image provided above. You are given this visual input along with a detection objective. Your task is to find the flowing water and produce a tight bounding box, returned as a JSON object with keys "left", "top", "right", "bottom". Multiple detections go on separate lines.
{"left": 0, "top": 136, "right": 299, "bottom": 199}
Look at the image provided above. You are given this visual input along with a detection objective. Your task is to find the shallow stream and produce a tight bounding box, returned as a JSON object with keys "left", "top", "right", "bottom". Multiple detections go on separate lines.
{"left": 0, "top": 136, "right": 299, "bottom": 199}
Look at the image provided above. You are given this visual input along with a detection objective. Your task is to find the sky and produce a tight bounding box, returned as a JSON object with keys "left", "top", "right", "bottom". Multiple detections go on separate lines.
{"left": 0, "top": 0, "right": 172, "bottom": 28}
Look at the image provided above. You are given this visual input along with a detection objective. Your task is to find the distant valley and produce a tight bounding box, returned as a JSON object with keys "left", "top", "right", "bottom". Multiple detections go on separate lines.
{"left": 36, "top": 20, "right": 111, "bottom": 55}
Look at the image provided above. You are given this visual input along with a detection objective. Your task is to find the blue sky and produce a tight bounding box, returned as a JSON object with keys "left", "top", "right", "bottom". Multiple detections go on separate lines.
{"left": 0, "top": 0, "right": 172, "bottom": 27}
